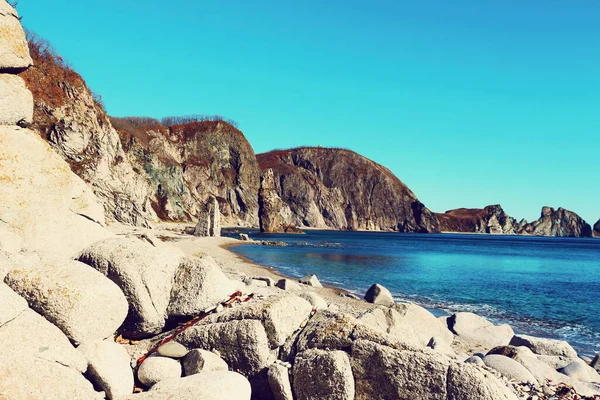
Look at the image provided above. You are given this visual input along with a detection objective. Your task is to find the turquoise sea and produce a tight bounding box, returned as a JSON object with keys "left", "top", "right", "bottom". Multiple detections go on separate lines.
{"left": 228, "top": 230, "right": 600, "bottom": 357}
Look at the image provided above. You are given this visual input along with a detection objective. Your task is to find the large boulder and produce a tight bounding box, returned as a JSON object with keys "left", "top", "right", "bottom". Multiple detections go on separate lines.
{"left": 559, "top": 359, "right": 600, "bottom": 383}
{"left": 393, "top": 302, "right": 454, "bottom": 347}
{"left": 125, "top": 371, "right": 252, "bottom": 400}
{"left": 482, "top": 354, "right": 537, "bottom": 383}
{"left": 448, "top": 312, "right": 514, "bottom": 349}
{"left": 0, "top": 74, "right": 32, "bottom": 125}
{"left": 78, "top": 237, "right": 182, "bottom": 338}
{"left": 201, "top": 294, "right": 313, "bottom": 348}
{"left": 0, "top": 309, "right": 101, "bottom": 399}
{"left": 509, "top": 334, "right": 578, "bottom": 358}
{"left": 268, "top": 363, "right": 293, "bottom": 400}
{"left": 293, "top": 349, "right": 355, "bottom": 400}
{"left": 487, "top": 345, "right": 566, "bottom": 385}
{"left": 177, "top": 319, "right": 273, "bottom": 376}
{"left": 299, "top": 291, "right": 328, "bottom": 310}
{"left": 357, "top": 306, "right": 421, "bottom": 346}
{"left": 351, "top": 339, "right": 449, "bottom": 399}
{"left": 364, "top": 283, "right": 394, "bottom": 306}
{"left": 0, "top": 282, "right": 27, "bottom": 326}
{"left": 5, "top": 259, "right": 128, "bottom": 344}
{"left": 0, "top": 126, "right": 111, "bottom": 258}
{"left": 78, "top": 340, "right": 134, "bottom": 399}
{"left": 446, "top": 362, "right": 518, "bottom": 400}
{"left": 167, "top": 255, "right": 235, "bottom": 317}
{"left": 0, "top": 2, "right": 32, "bottom": 71}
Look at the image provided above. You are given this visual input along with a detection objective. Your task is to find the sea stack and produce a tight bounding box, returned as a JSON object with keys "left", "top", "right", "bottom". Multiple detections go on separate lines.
{"left": 258, "top": 168, "right": 285, "bottom": 233}
{"left": 194, "top": 196, "right": 221, "bottom": 237}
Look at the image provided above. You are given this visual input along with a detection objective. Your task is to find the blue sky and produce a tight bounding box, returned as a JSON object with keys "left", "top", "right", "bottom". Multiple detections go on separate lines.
{"left": 18, "top": 0, "right": 600, "bottom": 224}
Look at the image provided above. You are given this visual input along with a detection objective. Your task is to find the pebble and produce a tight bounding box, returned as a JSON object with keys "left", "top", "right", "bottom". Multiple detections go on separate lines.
{"left": 157, "top": 342, "right": 189, "bottom": 358}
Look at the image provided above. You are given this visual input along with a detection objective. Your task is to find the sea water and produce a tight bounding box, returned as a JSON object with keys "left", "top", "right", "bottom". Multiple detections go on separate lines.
{"left": 228, "top": 230, "right": 600, "bottom": 357}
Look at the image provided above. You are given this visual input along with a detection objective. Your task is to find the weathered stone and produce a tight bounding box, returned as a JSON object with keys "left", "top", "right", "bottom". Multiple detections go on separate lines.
{"left": 299, "top": 291, "right": 328, "bottom": 310}
{"left": 182, "top": 349, "right": 229, "bottom": 375}
{"left": 0, "top": 282, "right": 27, "bottom": 327}
{"left": 0, "top": 126, "right": 111, "bottom": 259}
{"left": 137, "top": 356, "right": 182, "bottom": 388}
{"left": 177, "top": 319, "right": 272, "bottom": 376}
{"left": 351, "top": 339, "right": 449, "bottom": 399}
{"left": 252, "top": 276, "right": 275, "bottom": 287}
{"left": 125, "top": 371, "right": 251, "bottom": 400}
{"left": 487, "top": 345, "right": 569, "bottom": 385}
{"left": 78, "top": 340, "right": 134, "bottom": 399}
{"left": 465, "top": 356, "right": 485, "bottom": 366}
{"left": 201, "top": 294, "right": 313, "bottom": 348}
{"left": 509, "top": 334, "right": 578, "bottom": 358}
{"left": 0, "top": 2, "right": 33, "bottom": 71}
{"left": 293, "top": 349, "right": 354, "bottom": 400}
{"left": 0, "top": 309, "right": 100, "bottom": 400}
{"left": 78, "top": 237, "right": 182, "bottom": 338}
{"left": 559, "top": 359, "right": 600, "bottom": 383}
{"left": 240, "top": 233, "right": 250, "bottom": 241}
{"left": 0, "top": 224, "right": 21, "bottom": 254}
{"left": 446, "top": 362, "right": 518, "bottom": 400}
{"left": 167, "top": 255, "right": 235, "bottom": 317}
{"left": 157, "top": 341, "right": 188, "bottom": 358}
{"left": 592, "top": 353, "right": 600, "bottom": 372}
{"left": 357, "top": 306, "right": 421, "bottom": 346}
{"left": 5, "top": 259, "right": 128, "bottom": 344}
{"left": 393, "top": 302, "right": 454, "bottom": 347}
{"left": 194, "top": 196, "right": 221, "bottom": 237}
{"left": 259, "top": 168, "right": 288, "bottom": 233}
{"left": 0, "top": 73, "right": 32, "bottom": 126}
{"left": 276, "top": 278, "right": 301, "bottom": 291}
{"left": 300, "top": 274, "right": 323, "bottom": 288}
{"left": 267, "top": 363, "right": 293, "bottom": 400}
{"left": 449, "top": 312, "right": 514, "bottom": 349}
{"left": 483, "top": 354, "right": 537, "bottom": 383}
{"left": 535, "top": 354, "right": 577, "bottom": 369}
{"left": 364, "top": 283, "right": 394, "bottom": 306}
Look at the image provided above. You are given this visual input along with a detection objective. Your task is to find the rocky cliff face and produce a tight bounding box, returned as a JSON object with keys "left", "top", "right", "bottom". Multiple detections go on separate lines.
{"left": 19, "top": 33, "right": 156, "bottom": 226}
{"left": 436, "top": 205, "right": 521, "bottom": 234}
{"left": 522, "top": 207, "right": 592, "bottom": 238}
{"left": 256, "top": 147, "right": 440, "bottom": 232}
{"left": 594, "top": 220, "right": 600, "bottom": 238}
{"left": 112, "top": 117, "right": 260, "bottom": 226}
{"left": 437, "top": 205, "right": 592, "bottom": 237}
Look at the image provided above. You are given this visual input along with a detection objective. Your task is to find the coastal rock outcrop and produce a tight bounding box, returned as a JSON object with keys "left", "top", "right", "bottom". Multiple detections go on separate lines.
{"left": 112, "top": 116, "right": 261, "bottom": 226}
{"left": 594, "top": 219, "right": 600, "bottom": 237}
{"left": 0, "top": 2, "right": 32, "bottom": 71}
{"left": 436, "top": 205, "right": 520, "bottom": 234}
{"left": 521, "top": 206, "right": 593, "bottom": 237}
{"left": 194, "top": 196, "right": 221, "bottom": 237}
{"left": 0, "top": 74, "right": 32, "bottom": 125}
{"left": 259, "top": 168, "right": 297, "bottom": 233}
{"left": 257, "top": 147, "right": 440, "bottom": 232}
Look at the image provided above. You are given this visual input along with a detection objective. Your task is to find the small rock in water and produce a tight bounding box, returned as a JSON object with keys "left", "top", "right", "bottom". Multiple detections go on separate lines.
{"left": 157, "top": 341, "right": 188, "bottom": 358}
{"left": 364, "top": 283, "right": 394, "bottom": 306}
{"left": 239, "top": 233, "right": 250, "bottom": 241}
{"left": 299, "top": 274, "right": 323, "bottom": 288}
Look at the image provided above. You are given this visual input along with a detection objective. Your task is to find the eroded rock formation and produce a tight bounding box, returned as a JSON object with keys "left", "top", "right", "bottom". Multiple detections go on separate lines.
{"left": 593, "top": 219, "right": 600, "bottom": 238}
{"left": 436, "top": 205, "right": 520, "bottom": 234}
{"left": 194, "top": 196, "right": 221, "bottom": 237}
{"left": 257, "top": 147, "right": 440, "bottom": 232}
{"left": 522, "top": 207, "right": 592, "bottom": 238}
{"left": 258, "top": 168, "right": 295, "bottom": 233}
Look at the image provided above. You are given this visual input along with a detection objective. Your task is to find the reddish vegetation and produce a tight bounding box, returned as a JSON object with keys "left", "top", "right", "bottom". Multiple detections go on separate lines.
{"left": 169, "top": 120, "right": 244, "bottom": 142}
{"left": 435, "top": 208, "right": 491, "bottom": 232}
{"left": 110, "top": 117, "right": 167, "bottom": 150}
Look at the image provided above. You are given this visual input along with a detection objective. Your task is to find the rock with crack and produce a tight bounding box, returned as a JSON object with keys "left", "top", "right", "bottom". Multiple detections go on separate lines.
{"left": 4, "top": 259, "right": 128, "bottom": 344}
{"left": 77, "top": 237, "right": 182, "bottom": 338}
{"left": 194, "top": 196, "right": 221, "bottom": 237}
{"left": 509, "top": 334, "right": 578, "bottom": 358}
{"left": 0, "top": 1, "right": 33, "bottom": 71}
{"left": 267, "top": 363, "right": 293, "bottom": 400}
{"left": 182, "top": 349, "right": 229, "bottom": 375}
{"left": 0, "top": 74, "right": 32, "bottom": 125}
{"left": 448, "top": 312, "right": 514, "bottom": 350}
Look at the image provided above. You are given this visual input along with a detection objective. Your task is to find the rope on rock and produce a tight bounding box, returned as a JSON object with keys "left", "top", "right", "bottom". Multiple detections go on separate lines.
{"left": 134, "top": 290, "right": 254, "bottom": 375}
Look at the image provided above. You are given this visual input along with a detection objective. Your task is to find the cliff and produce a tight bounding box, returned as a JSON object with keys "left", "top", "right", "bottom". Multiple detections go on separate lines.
{"left": 19, "top": 32, "right": 156, "bottom": 226}
{"left": 256, "top": 147, "right": 440, "bottom": 232}
{"left": 594, "top": 219, "right": 600, "bottom": 238}
{"left": 437, "top": 205, "right": 592, "bottom": 237}
{"left": 436, "top": 205, "right": 521, "bottom": 234}
{"left": 111, "top": 116, "right": 260, "bottom": 226}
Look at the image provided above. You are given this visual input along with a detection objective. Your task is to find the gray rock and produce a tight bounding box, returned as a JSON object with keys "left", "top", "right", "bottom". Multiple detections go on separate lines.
{"left": 0, "top": 309, "right": 101, "bottom": 400}
{"left": 276, "top": 278, "right": 301, "bottom": 291}
{"left": 167, "top": 255, "right": 235, "bottom": 317}
{"left": 5, "top": 259, "right": 128, "bottom": 344}
{"left": 465, "top": 356, "right": 485, "bottom": 366}
{"left": 126, "top": 371, "right": 251, "bottom": 400}
{"left": 300, "top": 274, "right": 323, "bottom": 288}
{"left": 194, "top": 196, "right": 221, "bottom": 237}
{"left": 293, "top": 349, "right": 354, "bottom": 400}
{"left": 393, "top": 302, "right": 455, "bottom": 347}
{"left": 592, "top": 353, "right": 600, "bottom": 372}
{"left": 239, "top": 233, "right": 250, "bottom": 241}
{"left": 447, "top": 362, "right": 518, "bottom": 400}
{"left": 357, "top": 306, "right": 421, "bottom": 347}
{"left": 177, "top": 319, "right": 272, "bottom": 376}
{"left": 351, "top": 339, "right": 449, "bottom": 399}
{"left": 0, "top": 3, "right": 33, "bottom": 71}
{"left": 203, "top": 294, "right": 313, "bottom": 348}
{"left": 535, "top": 354, "right": 577, "bottom": 369}
{"left": 157, "top": 342, "right": 188, "bottom": 358}
{"left": 182, "top": 349, "right": 228, "bottom": 375}
{"left": 0, "top": 282, "right": 27, "bottom": 327}
{"left": 0, "top": 74, "right": 32, "bottom": 126}
{"left": 78, "top": 237, "right": 182, "bottom": 338}
{"left": 78, "top": 340, "right": 134, "bottom": 399}
{"left": 137, "top": 356, "right": 182, "bottom": 388}
{"left": 483, "top": 354, "right": 537, "bottom": 383}
{"left": 299, "top": 291, "right": 328, "bottom": 310}
{"left": 559, "top": 359, "right": 600, "bottom": 383}
{"left": 448, "top": 312, "right": 514, "bottom": 349}
{"left": 509, "top": 334, "right": 578, "bottom": 358}
{"left": 364, "top": 283, "right": 394, "bottom": 306}
{"left": 268, "top": 363, "right": 293, "bottom": 400}
{"left": 252, "top": 276, "right": 275, "bottom": 287}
